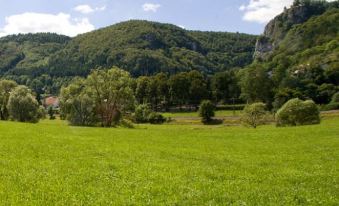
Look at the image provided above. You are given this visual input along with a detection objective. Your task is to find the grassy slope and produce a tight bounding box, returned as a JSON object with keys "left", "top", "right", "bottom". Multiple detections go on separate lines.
{"left": 0, "top": 118, "right": 338, "bottom": 205}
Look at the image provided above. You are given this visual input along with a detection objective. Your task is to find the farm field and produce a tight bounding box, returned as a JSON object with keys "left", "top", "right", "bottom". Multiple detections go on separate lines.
{"left": 0, "top": 115, "right": 338, "bottom": 205}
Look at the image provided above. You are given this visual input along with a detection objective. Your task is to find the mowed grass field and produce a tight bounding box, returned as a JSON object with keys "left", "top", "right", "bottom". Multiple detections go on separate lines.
{"left": 0, "top": 116, "right": 338, "bottom": 205}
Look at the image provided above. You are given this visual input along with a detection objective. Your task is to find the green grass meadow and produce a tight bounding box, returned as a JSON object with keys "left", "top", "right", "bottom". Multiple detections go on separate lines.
{"left": 0, "top": 116, "right": 338, "bottom": 205}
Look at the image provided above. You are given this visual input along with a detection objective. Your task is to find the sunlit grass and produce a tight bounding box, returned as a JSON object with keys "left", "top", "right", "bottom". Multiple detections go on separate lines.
{"left": 0, "top": 117, "right": 338, "bottom": 205}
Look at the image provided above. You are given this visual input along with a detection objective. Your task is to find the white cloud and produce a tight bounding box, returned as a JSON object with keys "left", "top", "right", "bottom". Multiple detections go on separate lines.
{"left": 178, "top": 25, "right": 185, "bottom": 29}
{"left": 239, "top": 0, "right": 335, "bottom": 24}
{"left": 239, "top": 0, "right": 294, "bottom": 23}
{"left": 143, "top": 3, "right": 161, "bottom": 12}
{"left": 0, "top": 12, "right": 95, "bottom": 37}
{"left": 74, "top": 4, "right": 106, "bottom": 14}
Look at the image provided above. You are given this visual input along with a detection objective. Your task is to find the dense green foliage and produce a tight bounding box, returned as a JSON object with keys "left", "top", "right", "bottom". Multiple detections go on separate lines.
{"left": 0, "top": 116, "right": 338, "bottom": 204}
{"left": 198, "top": 100, "right": 215, "bottom": 123}
{"left": 133, "top": 70, "right": 243, "bottom": 111}
{"left": 276, "top": 98, "right": 320, "bottom": 126}
{"left": 0, "top": 33, "right": 73, "bottom": 100}
{"left": 60, "top": 67, "right": 135, "bottom": 127}
{"left": 7, "top": 85, "right": 41, "bottom": 123}
{"left": 241, "top": 103, "right": 268, "bottom": 128}
{"left": 211, "top": 70, "right": 240, "bottom": 104}
{"left": 60, "top": 78, "right": 97, "bottom": 126}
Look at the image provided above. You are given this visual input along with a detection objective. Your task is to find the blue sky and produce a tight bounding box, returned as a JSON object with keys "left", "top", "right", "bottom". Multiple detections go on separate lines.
{"left": 0, "top": 0, "right": 297, "bottom": 37}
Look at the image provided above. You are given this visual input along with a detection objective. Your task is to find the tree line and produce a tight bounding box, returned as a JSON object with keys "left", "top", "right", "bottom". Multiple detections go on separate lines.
{"left": 0, "top": 66, "right": 338, "bottom": 127}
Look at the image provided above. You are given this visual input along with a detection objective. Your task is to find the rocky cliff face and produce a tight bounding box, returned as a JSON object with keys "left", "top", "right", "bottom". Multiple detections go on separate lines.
{"left": 254, "top": 3, "right": 329, "bottom": 60}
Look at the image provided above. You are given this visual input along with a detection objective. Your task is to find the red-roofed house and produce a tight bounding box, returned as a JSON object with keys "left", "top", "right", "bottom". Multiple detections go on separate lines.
{"left": 43, "top": 96, "right": 59, "bottom": 108}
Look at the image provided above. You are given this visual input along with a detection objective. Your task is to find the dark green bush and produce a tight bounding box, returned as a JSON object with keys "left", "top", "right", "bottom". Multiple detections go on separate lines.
{"left": 276, "top": 98, "right": 320, "bottom": 127}
{"left": 148, "top": 112, "right": 166, "bottom": 124}
{"left": 134, "top": 104, "right": 166, "bottom": 124}
{"left": 198, "top": 100, "right": 215, "bottom": 124}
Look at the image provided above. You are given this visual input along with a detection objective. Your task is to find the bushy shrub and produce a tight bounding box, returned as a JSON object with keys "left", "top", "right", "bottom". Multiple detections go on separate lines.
{"left": 322, "top": 92, "right": 339, "bottom": 111}
{"left": 148, "top": 112, "right": 166, "bottom": 124}
{"left": 331, "top": 92, "right": 339, "bottom": 103}
{"left": 7, "top": 86, "right": 41, "bottom": 123}
{"left": 323, "top": 102, "right": 339, "bottom": 111}
{"left": 120, "top": 119, "right": 135, "bottom": 128}
{"left": 38, "top": 106, "right": 47, "bottom": 119}
{"left": 198, "top": 100, "right": 215, "bottom": 124}
{"left": 134, "top": 104, "right": 152, "bottom": 123}
{"left": 134, "top": 104, "right": 166, "bottom": 124}
{"left": 276, "top": 98, "right": 320, "bottom": 127}
{"left": 241, "top": 102, "right": 267, "bottom": 128}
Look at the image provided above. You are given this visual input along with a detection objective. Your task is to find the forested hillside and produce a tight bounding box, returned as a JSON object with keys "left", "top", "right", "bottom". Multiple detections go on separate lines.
{"left": 0, "top": 33, "right": 70, "bottom": 76}
{"left": 0, "top": 21, "right": 256, "bottom": 78}
{"left": 48, "top": 20, "right": 257, "bottom": 77}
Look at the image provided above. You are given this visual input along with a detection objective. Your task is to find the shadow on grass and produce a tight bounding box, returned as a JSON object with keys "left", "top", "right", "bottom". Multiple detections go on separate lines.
{"left": 203, "top": 119, "right": 223, "bottom": 125}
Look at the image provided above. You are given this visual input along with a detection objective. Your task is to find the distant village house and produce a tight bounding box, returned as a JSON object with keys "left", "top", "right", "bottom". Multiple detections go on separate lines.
{"left": 43, "top": 96, "right": 60, "bottom": 109}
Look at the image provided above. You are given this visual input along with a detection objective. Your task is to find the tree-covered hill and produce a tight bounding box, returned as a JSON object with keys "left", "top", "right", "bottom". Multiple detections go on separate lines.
{"left": 48, "top": 20, "right": 257, "bottom": 77}
{"left": 0, "top": 33, "right": 70, "bottom": 76}
{"left": 0, "top": 20, "right": 257, "bottom": 79}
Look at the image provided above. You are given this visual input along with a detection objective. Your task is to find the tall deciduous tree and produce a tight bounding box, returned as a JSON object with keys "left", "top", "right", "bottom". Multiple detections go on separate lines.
{"left": 187, "top": 70, "right": 208, "bottom": 106}
{"left": 86, "top": 67, "right": 135, "bottom": 127}
{"left": 239, "top": 65, "right": 273, "bottom": 104}
{"left": 211, "top": 70, "right": 240, "bottom": 104}
{"left": 169, "top": 72, "right": 190, "bottom": 108}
